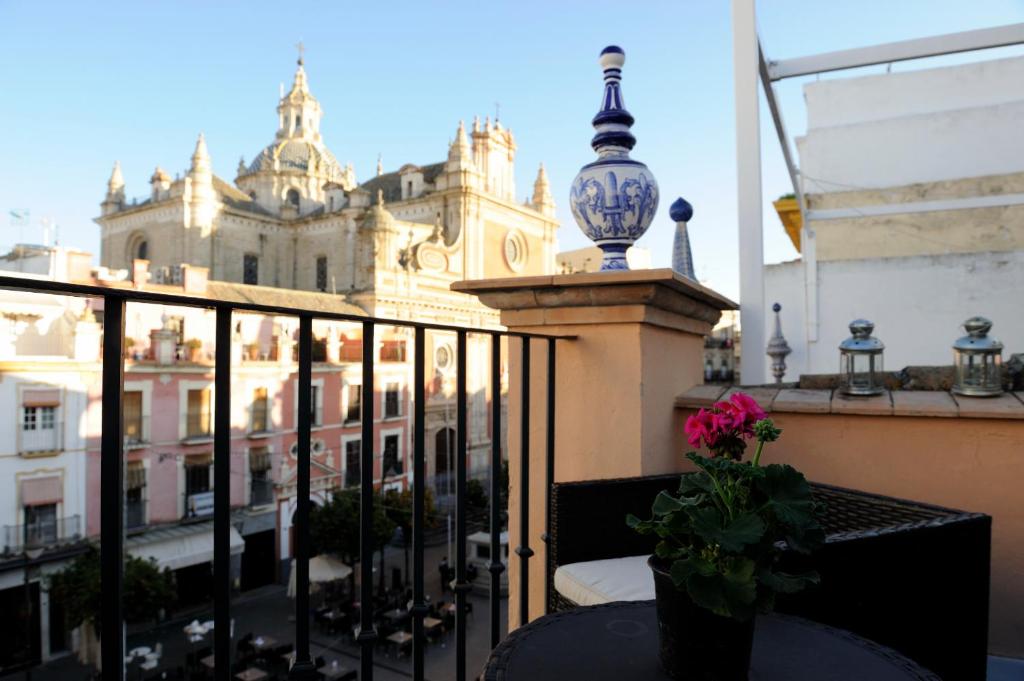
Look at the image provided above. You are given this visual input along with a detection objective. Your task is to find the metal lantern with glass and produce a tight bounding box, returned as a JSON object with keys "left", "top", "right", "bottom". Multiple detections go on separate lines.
{"left": 839, "top": 319, "right": 885, "bottom": 396}
{"left": 952, "top": 316, "right": 1003, "bottom": 397}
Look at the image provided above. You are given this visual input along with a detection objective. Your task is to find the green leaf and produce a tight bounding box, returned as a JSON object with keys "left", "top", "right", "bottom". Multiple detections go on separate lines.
{"left": 652, "top": 490, "right": 685, "bottom": 516}
{"left": 684, "top": 557, "right": 758, "bottom": 620}
{"left": 758, "top": 568, "right": 820, "bottom": 594}
{"left": 655, "top": 541, "right": 679, "bottom": 560}
{"left": 670, "top": 558, "right": 695, "bottom": 587}
{"left": 690, "top": 508, "right": 765, "bottom": 553}
{"left": 679, "top": 472, "right": 715, "bottom": 496}
{"left": 755, "top": 464, "right": 824, "bottom": 554}
{"left": 719, "top": 514, "right": 767, "bottom": 552}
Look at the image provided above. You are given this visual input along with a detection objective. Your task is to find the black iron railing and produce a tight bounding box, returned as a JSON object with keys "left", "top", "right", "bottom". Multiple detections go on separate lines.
{"left": 0, "top": 274, "right": 564, "bottom": 681}
{"left": 2, "top": 514, "right": 81, "bottom": 555}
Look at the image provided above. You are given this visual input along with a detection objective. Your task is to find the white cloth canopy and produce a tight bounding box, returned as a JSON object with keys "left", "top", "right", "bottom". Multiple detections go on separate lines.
{"left": 287, "top": 554, "right": 353, "bottom": 598}
{"left": 128, "top": 523, "right": 244, "bottom": 572}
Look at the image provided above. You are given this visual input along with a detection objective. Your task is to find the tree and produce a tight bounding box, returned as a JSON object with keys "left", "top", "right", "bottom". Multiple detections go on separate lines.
{"left": 310, "top": 487, "right": 397, "bottom": 596}
{"left": 48, "top": 546, "right": 175, "bottom": 631}
{"left": 382, "top": 487, "right": 437, "bottom": 587}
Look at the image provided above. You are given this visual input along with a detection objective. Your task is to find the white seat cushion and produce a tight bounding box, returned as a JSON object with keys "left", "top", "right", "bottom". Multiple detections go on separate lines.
{"left": 553, "top": 554, "right": 654, "bottom": 606}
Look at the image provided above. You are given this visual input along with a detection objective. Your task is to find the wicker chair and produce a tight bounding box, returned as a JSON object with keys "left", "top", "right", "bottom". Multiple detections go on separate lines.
{"left": 547, "top": 474, "right": 991, "bottom": 681}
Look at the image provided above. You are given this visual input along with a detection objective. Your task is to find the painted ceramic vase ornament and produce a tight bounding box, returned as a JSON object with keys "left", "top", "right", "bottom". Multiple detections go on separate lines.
{"left": 570, "top": 46, "right": 659, "bottom": 271}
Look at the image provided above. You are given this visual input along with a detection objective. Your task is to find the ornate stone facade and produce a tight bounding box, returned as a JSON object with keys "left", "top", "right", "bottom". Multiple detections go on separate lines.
{"left": 96, "top": 58, "right": 560, "bottom": 328}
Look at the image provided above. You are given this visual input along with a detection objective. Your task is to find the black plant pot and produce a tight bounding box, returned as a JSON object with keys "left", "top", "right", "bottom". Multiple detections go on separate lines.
{"left": 649, "top": 557, "right": 755, "bottom": 681}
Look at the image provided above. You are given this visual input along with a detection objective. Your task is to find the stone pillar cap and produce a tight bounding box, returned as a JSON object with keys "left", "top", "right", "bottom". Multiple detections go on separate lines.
{"left": 453, "top": 268, "right": 737, "bottom": 334}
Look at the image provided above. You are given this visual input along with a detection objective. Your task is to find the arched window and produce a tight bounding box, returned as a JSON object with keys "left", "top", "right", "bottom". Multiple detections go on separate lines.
{"left": 286, "top": 189, "right": 300, "bottom": 208}
{"left": 248, "top": 191, "right": 256, "bottom": 201}
{"left": 295, "top": 115, "right": 301, "bottom": 129}
{"left": 136, "top": 240, "right": 148, "bottom": 261}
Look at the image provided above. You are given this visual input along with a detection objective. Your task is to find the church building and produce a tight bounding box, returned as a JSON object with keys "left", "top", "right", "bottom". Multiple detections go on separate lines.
{"left": 97, "top": 55, "right": 560, "bottom": 327}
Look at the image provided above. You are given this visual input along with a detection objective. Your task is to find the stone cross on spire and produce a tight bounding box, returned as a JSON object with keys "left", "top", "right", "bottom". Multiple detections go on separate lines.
{"left": 296, "top": 40, "right": 305, "bottom": 65}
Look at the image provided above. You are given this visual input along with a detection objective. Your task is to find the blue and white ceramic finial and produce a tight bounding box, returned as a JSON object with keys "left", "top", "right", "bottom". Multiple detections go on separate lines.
{"left": 570, "top": 45, "right": 659, "bottom": 271}
{"left": 670, "top": 197, "right": 696, "bottom": 280}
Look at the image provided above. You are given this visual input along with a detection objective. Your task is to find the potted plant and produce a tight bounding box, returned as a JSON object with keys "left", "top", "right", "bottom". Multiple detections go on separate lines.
{"left": 124, "top": 337, "right": 136, "bottom": 359}
{"left": 245, "top": 342, "right": 261, "bottom": 361}
{"left": 184, "top": 338, "right": 203, "bottom": 362}
{"left": 627, "top": 392, "right": 824, "bottom": 680}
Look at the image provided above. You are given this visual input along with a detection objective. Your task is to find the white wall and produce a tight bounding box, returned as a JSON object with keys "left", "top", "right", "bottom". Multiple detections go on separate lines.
{"left": 796, "top": 56, "right": 1024, "bottom": 190}
{"left": 765, "top": 250, "right": 1024, "bottom": 379}
{"left": 805, "top": 56, "right": 1024, "bottom": 130}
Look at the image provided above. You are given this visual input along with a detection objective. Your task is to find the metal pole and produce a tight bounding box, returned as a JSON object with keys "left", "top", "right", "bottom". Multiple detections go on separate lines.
{"left": 543, "top": 338, "right": 555, "bottom": 614}
{"left": 289, "top": 315, "right": 317, "bottom": 680}
{"left": 100, "top": 294, "right": 125, "bottom": 681}
{"left": 213, "top": 307, "right": 232, "bottom": 681}
{"left": 454, "top": 330, "right": 469, "bottom": 681}
{"left": 411, "top": 327, "right": 427, "bottom": 681}
{"left": 488, "top": 333, "right": 504, "bottom": 649}
{"left": 732, "top": 0, "right": 766, "bottom": 383}
{"left": 516, "top": 339, "right": 533, "bottom": 627}
{"left": 357, "top": 321, "right": 377, "bottom": 681}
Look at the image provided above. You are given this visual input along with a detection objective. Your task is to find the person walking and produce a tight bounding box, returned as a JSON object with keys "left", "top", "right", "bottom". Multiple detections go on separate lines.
{"left": 439, "top": 557, "right": 450, "bottom": 593}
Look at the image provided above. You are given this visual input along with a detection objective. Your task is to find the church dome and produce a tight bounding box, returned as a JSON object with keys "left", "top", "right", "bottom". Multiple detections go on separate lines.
{"left": 247, "top": 139, "right": 342, "bottom": 177}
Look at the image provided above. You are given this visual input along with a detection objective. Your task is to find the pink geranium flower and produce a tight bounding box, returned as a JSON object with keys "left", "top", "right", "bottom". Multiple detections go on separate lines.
{"left": 684, "top": 392, "right": 769, "bottom": 459}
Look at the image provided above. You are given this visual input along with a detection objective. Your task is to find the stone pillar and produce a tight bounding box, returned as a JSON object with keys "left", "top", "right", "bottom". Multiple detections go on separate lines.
{"left": 453, "top": 269, "right": 736, "bottom": 627}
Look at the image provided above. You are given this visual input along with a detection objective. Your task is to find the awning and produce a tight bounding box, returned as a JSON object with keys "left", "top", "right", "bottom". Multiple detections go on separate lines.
{"left": 21, "top": 476, "right": 62, "bottom": 506}
{"left": 127, "top": 522, "right": 244, "bottom": 572}
{"left": 23, "top": 389, "right": 61, "bottom": 407}
{"left": 287, "top": 555, "right": 352, "bottom": 598}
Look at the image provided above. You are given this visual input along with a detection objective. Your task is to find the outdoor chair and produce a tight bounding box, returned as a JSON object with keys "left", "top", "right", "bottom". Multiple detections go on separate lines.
{"left": 547, "top": 473, "right": 991, "bottom": 681}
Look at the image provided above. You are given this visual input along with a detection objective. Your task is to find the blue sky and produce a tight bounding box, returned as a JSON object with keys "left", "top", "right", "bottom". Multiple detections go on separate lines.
{"left": 1, "top": 1, "right": 1022, "bottom": 300}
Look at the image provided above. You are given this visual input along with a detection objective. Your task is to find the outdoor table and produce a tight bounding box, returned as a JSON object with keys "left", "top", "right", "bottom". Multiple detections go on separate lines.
{"left": 383, "top": 608, "right": 409, "bottom": 625}
{"left": 387, "top": 631, "right": 413, "bottom": 656}
{"left": 481, "top": 601, "right": 940, "bottom": 681}
{"left": 200, "top": 654, "right": 216, "bottom": 669}
{"left": 423, "top": 616, "right": 443, "bottom": 633}
{"left": 128, "top": 646, "right": 152, "bottom": 658}
{"left": 319, "top": 661, "right": 358, "bottom": 680}
{"left": 251, "top": 635, "right": 277, "bottom": 652}
{"left": 235, "top": 668, "right": 269, "bottom": 681}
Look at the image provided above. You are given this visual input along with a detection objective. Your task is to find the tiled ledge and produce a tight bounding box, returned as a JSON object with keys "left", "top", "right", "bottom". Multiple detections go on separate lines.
{"left": 675, "top": 385, "right": 1024, "bottom": 420}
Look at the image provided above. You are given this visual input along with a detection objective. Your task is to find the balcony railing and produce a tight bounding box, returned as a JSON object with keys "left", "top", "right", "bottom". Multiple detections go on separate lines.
{"left": 2, "top": 514, "right": 81, "bottom": 556}
{"left": 0, "top": 273, "right": 566, "bottom": 681}
{"left": 124, "top": 415, "right": 150, "bottom": 448}
{"left": 125, "top": 498, "right": 146, "bottom": 530}
{"left": 250, "top": 477, "right": 274, "bottom": 507}
{"left": 20, "top": 423, "right": 62, "bottom": 454}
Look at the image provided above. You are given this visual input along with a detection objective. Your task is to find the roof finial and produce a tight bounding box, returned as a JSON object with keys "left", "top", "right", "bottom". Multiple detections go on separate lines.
{"left": 670, "top": 197, "right": 695, "bottom": 280}
{"left": 766, "top": 303, "right": 792, "bottom": 384}
{"left": 296, "top": 40, "right": 305, "bottom": 66}
{"left": 377, "top": 154, "right": 383, "bottom": 177}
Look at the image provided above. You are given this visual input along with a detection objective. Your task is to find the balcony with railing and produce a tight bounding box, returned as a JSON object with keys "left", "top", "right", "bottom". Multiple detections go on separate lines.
{"left": 2, "top": 514, "right": 81, "bottom": 556}
{"left": 0, "top": 266, "right": 1012, "bottom": 680}
{"left": 19, "top": 420, "right": 62, "bottom": 455}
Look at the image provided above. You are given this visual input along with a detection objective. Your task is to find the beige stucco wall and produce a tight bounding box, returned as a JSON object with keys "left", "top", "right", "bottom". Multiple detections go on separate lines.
{"left": 807, "top": 171, "right": 1024, "bottom": 262}
{"left": 472, "top": 270, "right": 736, "bottom": 629}
{"left": 676, "top": 406, "right": 1024, "bottom": 656}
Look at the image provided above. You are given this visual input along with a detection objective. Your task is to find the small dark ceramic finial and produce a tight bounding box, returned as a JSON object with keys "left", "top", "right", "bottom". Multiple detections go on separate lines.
{"left": 669, "top": 197, "right": 693, "bottom": 223}
{"left": 773, "top": 303, "right": 781, "bottom": 313}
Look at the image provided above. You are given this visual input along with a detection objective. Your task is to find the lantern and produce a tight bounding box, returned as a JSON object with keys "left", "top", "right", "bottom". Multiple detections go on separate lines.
{"left": 839, "top": 319, "right": 885, "bottom": 396}
{"left": 952, "top": 316, "right": 1003, "bottom": 397}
